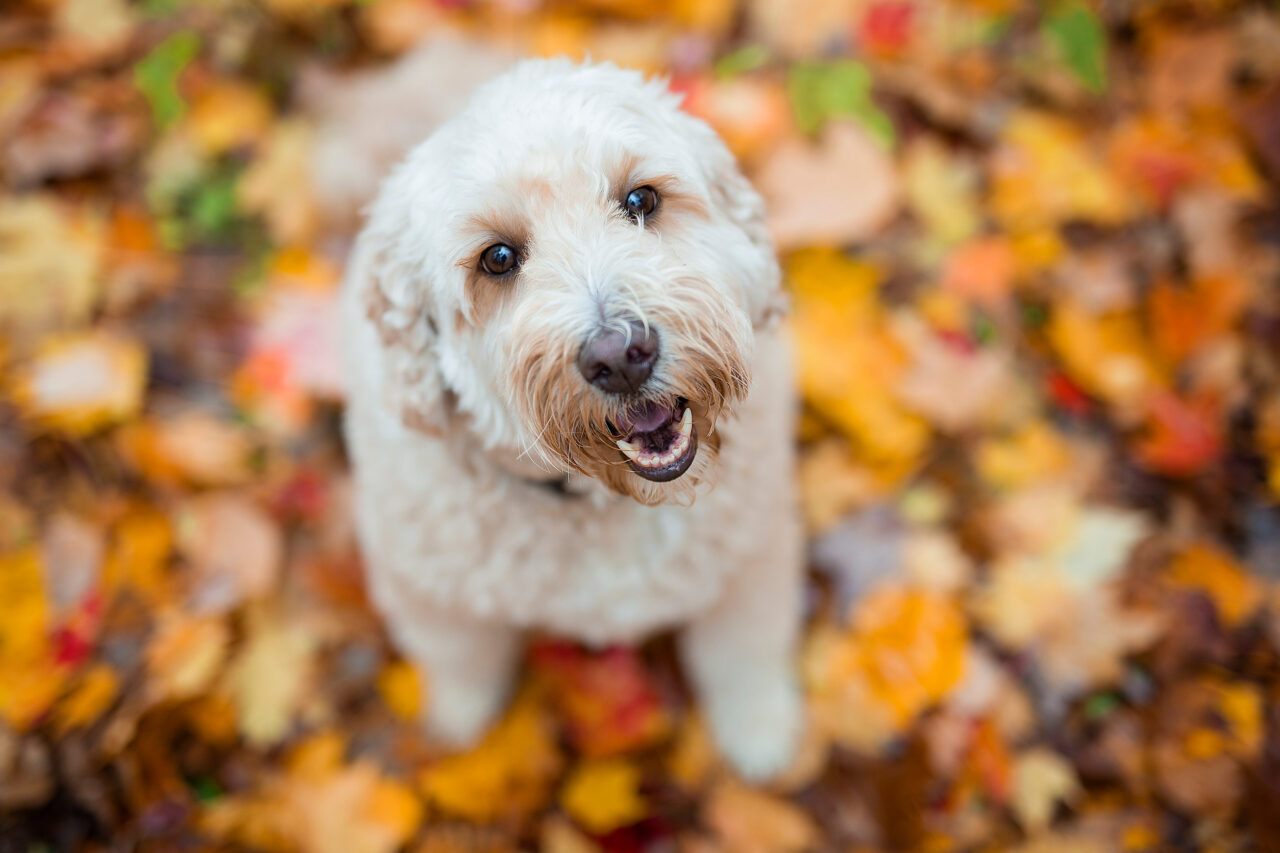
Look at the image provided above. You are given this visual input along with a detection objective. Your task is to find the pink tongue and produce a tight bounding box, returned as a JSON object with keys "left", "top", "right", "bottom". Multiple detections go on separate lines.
{"left": 618, "top": 401, "right": 674, "bottom": 434}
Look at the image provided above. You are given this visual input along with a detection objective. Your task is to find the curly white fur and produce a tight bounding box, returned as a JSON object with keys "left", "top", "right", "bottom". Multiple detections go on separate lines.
{"left": 340, "top": 55, "right": 804, "bottom": 779}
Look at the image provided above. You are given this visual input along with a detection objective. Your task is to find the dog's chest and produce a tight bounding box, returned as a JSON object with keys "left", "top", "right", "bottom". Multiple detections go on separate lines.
{"left": 368, "top": 467, "right": 735, "bottom": 644}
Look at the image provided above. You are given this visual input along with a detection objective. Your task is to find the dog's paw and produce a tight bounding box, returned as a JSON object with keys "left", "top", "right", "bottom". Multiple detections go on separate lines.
{"left": 703, "top": 673, "right": 805, "bottom": 782}
{"left": 422, "top": 677, "right": 509, "bottom": 747}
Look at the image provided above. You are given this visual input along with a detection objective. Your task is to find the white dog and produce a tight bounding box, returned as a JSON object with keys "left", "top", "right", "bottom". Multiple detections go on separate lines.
{"left": 340, "top": 57, "right": 804, "bottom": 779}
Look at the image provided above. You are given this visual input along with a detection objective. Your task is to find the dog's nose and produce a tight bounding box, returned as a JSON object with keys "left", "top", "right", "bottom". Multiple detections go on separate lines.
{"left": 578, "top": 320, "right": 659, "bottom": 394}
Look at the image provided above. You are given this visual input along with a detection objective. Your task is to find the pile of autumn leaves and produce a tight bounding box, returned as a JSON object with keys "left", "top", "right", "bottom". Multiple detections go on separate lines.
{"left": 3, "top": 0, "right": 1280, "bottom": 850}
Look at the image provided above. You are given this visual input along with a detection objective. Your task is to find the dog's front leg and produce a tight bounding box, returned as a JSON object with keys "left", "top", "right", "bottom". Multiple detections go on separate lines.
{"left": 387, "top": 598, "right": 522, "bottom": 747}
{"left": 679, "top": 546, "right": 805, "bottom": 781}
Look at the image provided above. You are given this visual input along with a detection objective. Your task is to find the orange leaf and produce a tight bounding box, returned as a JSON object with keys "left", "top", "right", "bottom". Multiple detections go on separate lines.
{"left": 1133, "top": 392, "right": 1223, "bottom": 477}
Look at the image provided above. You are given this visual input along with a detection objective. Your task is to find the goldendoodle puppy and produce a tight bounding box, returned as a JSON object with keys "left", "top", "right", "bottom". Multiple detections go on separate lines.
{"left": 341, "top": 57, "right": 803, "bottom": 779}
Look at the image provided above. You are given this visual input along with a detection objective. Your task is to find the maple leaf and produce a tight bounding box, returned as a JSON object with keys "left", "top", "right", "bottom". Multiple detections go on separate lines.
{"left": 1133, "top": 392, "right": 1223, "bottom": 477}
{"left": 8, "top": 331, "right": 147, "bottom": 435}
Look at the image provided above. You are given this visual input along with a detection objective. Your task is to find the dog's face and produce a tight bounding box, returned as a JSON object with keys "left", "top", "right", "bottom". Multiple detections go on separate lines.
{"left": 357, "top": 60, "right": 781, "bottom": 504}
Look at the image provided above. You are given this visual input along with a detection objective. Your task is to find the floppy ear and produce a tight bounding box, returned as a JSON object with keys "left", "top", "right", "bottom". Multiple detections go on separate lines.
{"left": 697, "top": 126, "right": 786, "bottom": 331}
{"left": 351, "top": 225, "right": 453, "bottom": 436}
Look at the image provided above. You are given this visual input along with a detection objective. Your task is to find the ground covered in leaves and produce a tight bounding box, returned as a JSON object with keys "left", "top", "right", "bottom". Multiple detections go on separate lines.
{"left": 3, "top": 0, "right": 1280, "bottom": 851}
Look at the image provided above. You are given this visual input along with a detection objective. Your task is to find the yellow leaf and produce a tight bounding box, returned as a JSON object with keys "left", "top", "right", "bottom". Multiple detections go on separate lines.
{"left": 102, "top": 506, "right": 172, "bottom": 603}
{"left": 666, "top": 713, "right": 718, "bottom": 792}
{"left": 903, "top": 137, "right": 980, "bottom": 250}
{"left": 806, "top": 587, "right": 967, "bottom": 753}
{"left": 1011, "top": 748, "right": 1080, "bottom": 834}
{"left": 377, "top": 660, "right": 424, "bottom": 721}
{"left": 1214, "top": 681, "right": 1263, "bottom": 760}
{"left": 187, "top": 81, "right": 274, "bottom": 156}
{"left": 1046, "top": 300, "right": 1163, "bottom": 409}
{"left": 0, "top": 195, "right": 104, "bottom": 331}
{"left": 118, "top": 412, "right": 256, "bottom": 487}
{"left": 420, "top": 689, "right": 563, "bottom": 823}
{"left": 145, "top": 611, "right": 230, "bottom": 702}
{"left": 239, "top": 120, "right": 320, "bottom": 245}
{"left": 797, "top": 439, "right": 879, "bottom": 533}
{"left": 204, "top": 731, "right": 423, "bottom": 853}
{"left": 9, "top": 332, "right": 147, "bottom": 435}
{"left": 977, "top": 423, "right": 1073, "bottom": 492}
{"left": 54, "top": 663, "right": 119, "bottom": 733}
{"left": 226, "top": 606, "right": 316, "bottom": 746}
{"left": 1165, "top": 544, "right": 1263, "bottom": 629}
{"left": 560, "top": 758, "right": 647, "bottom": 834}
{"left": 991, "top": 111, "right": 1131, "bottom": 229}
{"left": 0, "top": 546, "right": 49, "bottom": 665}
{"left": 787, "top": 249, "right": 930, "bottom": 478}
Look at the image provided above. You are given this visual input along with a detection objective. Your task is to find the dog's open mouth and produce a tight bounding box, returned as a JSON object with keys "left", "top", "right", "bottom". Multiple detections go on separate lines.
{"left": 611, "top": 398, "right": 697, "bottom": 482}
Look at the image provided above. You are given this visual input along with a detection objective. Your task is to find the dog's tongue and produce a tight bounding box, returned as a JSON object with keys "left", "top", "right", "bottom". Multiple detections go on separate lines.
{"left": 617, "top": 401, "right": 674, "bottom": 435}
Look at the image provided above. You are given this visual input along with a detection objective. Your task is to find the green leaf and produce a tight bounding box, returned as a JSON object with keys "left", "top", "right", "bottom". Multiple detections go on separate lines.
{"left": 714, "top": 44, "right": 770, "bottom": 79}
{"left": 786, "top": 60, "right": 895, "bottom": 148}
{"left": 134, "top": 31, "right": 200, "bottom": 129}
{"left": 1043, "top": 3, "right": 1108, "bottom": 94}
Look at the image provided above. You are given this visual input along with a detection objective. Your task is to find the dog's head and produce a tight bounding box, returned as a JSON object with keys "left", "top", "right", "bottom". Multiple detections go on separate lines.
{"left": 355, "top": 59, "right": 781, "bottom": 504}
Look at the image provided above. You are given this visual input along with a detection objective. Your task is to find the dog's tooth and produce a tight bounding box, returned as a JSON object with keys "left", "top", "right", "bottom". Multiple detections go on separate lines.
{"left": 616, "top": 439, "right": 640, "bottom": 462}
{"left": 679, "top": 407, "right": 693, "bottom": 437}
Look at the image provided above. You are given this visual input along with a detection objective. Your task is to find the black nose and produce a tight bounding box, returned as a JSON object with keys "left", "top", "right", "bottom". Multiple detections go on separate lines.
{"left": 577, "top": 320, "right": 659, "bottom": 394}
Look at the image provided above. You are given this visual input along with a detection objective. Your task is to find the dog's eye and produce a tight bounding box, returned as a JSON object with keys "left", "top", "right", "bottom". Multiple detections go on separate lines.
{"left": 623, "top": 186, "right": 659, "bottom": 221}
{"left": 480, "top": 243, "right": 518, "bottom": 276}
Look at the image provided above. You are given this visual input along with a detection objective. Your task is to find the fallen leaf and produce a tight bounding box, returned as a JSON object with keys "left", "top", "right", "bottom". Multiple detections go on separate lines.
{"left": 145, "top": 611, "right": 230, "bottom": 702}
{"left": 419, "top": 689, "right": 563, "bottom": 823}
{"left": 560, "top": 758, "right": 647, "bottom": 834}
{"left": 531, "top": 643, "right": 671, "bottom": 758}
{"left": 377, "top": 660, "right": 424, "bottom": 721}
{"left": 1164, "top": 544, "right": 1263, "bottom": 630}
{"left": 1012, "top": 748, "right": 1081, "bottom": 833}
{"left": 704, "top": 778, "right": 817, "bottom": 853}
{"left": 806, "top": 586, "right": 968, "bottom": 753}
{"left": 758, "top": 122, "right": 901, "bottom": 250}
{"left": 177, "top": 492, "right": 283, "bottom": 612}
{"left": 225, "top": 606, "right": 317, "bottom": 747}
{"left": 203, "top": 731, "right": 423, "bottom": 853}
{"left": 8, "top": 331, "right": 147, "bottom": 435}
{"left": 991, "top": 111, "right": 1131, "bottom": 229}
{"left": 53, "top": 663, "right": 119, "bottom": 733}
{"left": 0, "top": 195, "right": 104, "bottom": 331}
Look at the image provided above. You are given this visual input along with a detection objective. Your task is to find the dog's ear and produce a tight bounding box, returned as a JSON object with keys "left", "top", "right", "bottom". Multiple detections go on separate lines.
{"left": 352, "top": 227, "right": 453, "bottom": 436}
{"left": 700, "top": 134, "right": 787, "bottom": 332}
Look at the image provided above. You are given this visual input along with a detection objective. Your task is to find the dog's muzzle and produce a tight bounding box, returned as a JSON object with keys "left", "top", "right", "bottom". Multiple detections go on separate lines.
{"left": 612, "top": 398, "right": 697, "bottom": 482}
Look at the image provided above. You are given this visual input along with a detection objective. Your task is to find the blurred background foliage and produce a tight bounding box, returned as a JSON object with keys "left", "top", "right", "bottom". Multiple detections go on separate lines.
{"left": 2, "top": 0, "right": 1280, "bottom": 851}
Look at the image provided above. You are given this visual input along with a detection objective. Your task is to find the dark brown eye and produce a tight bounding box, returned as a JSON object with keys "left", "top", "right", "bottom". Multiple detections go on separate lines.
{"left": 623, "top": 186, "right": 659, "bottom": 221}
{"left": 480, "top": 243, "right": 518, "bottom": 276}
